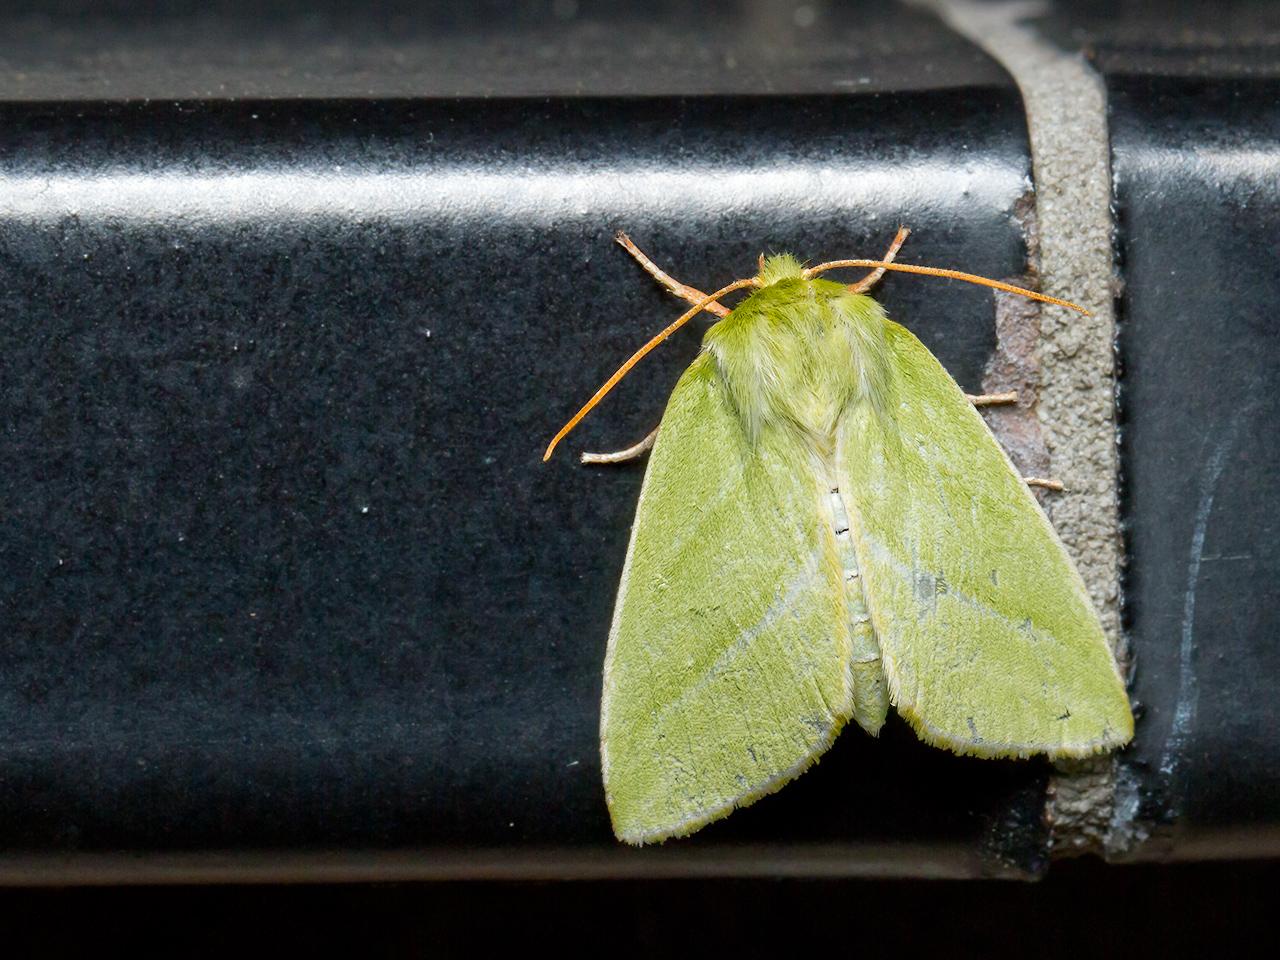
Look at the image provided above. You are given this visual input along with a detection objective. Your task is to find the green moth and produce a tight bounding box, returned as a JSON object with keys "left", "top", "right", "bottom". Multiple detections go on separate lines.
{"left": 545, "top": 230, "right": 1133, "bottom": 845}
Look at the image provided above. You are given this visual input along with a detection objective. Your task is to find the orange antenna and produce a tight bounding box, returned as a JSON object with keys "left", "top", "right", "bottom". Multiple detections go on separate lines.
{"left": 804, "top": 260, "right": 1091, "bottom": 315}
{"left": 543, "top": 277, "right": 759, "bottom": 461}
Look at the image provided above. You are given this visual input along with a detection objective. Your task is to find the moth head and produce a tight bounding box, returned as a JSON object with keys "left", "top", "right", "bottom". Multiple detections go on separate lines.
{"left": 755, "top": 253, "right": 806, "bottom": 287}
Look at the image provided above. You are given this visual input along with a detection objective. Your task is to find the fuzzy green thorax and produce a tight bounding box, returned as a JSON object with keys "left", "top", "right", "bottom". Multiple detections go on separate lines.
{"left": 703, "top": 268, "right": 892, "bottom": 450}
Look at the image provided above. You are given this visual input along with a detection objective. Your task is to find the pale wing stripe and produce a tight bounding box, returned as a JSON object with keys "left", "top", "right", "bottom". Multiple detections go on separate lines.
{"left": 861, "top": 532, "right": 1051, "bottom": 711}
{"left": 638, "top": 551, "right": 824, "bottom": 737}
{"left": 863, "top": 532, "right": 1068, "bottom": 641}
{"left": 649, "top": 459, "right": 749, "bottom": 563}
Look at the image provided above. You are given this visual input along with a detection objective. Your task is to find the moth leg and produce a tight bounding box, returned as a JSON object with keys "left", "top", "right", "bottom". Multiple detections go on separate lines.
{"left": 615, "top": 233, "right": 731, "bottom": 318}
{"left": 847, "top": 225, "right": 911, "bottom": 294}
{"left": 969, "top": 394, "right": 1055, "bottom": 489}
{"left": 581, "top": 426, "right": 659, "bottom": 465}
{"left": 967, "top": 391, "right": 1019, "bottom": 406}
{"left": 971, "top": 393, "right": 1053, "bottom": 487}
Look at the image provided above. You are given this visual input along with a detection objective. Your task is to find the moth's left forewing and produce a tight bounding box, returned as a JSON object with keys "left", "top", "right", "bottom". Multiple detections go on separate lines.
{"left": 838, "top": 320, "right": 1133, "bottom": 758}
{"left": 601, "top": 354, "right": 855, "bottom": 844}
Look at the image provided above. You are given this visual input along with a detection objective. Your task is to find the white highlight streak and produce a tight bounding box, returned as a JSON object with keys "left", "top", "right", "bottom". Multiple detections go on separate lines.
{"left": 1159, "top": 414, "right": 1244, "bottom": 779}
{"left": 0, "top": 160, "right": 1012, "bottom": 225}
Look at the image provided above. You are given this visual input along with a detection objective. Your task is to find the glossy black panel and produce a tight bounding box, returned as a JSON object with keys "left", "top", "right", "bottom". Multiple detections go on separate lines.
{"left": 0, "top": 0, "right": 1008, "bottom": 99}
{"left": 1039, "top": 0, "right": 1280, "bottom": 78}
{"left": 1108, "top": 76, "right": 1280, "bottom": 856}
{"left": 0, "top": 87, "right": 1040, "bottom": 870}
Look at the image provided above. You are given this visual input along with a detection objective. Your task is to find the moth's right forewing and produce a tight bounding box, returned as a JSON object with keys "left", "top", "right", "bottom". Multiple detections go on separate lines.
{"left": 838, "top": 321, "right": 1132, "bottom": 759}
{"left": 601, "top": 354, "right": 853, "bottom": 844}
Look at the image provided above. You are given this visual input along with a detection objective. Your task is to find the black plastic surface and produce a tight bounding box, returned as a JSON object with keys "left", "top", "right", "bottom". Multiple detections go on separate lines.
{"left": 0, "top": 74, "right": 1048, "bottom": 870}
{"left": 1110, "top": 75, "right": 1280, "bottom": 856}
{"left": 7, "top": 0, "right": 1279, "bottom": 879}
{"left": 0, "top": 0, "right": 1010, "bottom": 99}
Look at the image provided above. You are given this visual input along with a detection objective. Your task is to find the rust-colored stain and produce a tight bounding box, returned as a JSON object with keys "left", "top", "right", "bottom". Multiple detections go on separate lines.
{"left": 982, "top": 279, "right": 1054, "bottom": 505}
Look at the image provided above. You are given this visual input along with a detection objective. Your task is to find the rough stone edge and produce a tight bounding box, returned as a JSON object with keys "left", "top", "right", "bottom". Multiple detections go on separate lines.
{"left": 908, "top": 0, "right": 1130, "bottom": 859}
